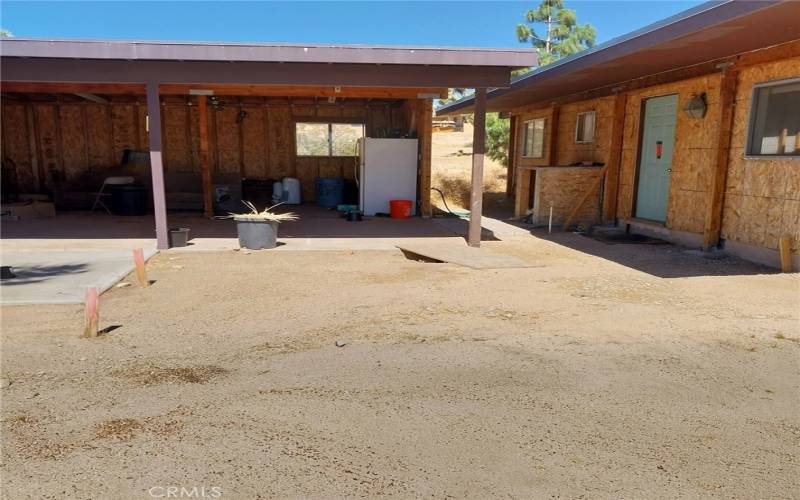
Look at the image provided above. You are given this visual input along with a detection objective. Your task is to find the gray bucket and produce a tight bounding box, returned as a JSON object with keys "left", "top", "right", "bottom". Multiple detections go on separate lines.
{"left": 236, "top": 220, "right": 279, "bottom": 250}
{"left": 169, "top": 227, "right": 190, "bottom": 248}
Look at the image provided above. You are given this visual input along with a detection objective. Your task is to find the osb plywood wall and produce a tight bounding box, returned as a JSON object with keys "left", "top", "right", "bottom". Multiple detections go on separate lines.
{"left": 536, "top": 169, "right": 602, "bottom": 225}
{"left": 616, "top": 73, "right": 723, "bottom": 234}
{"left": 722, "top": 57, "right": 800, "bottom": 252}
{"left": 1, "top": 101, "right": 149, "bottom": 193}
{"left": 555, "top": 97, "right": 616, "bottom": 166}
{"left": 513, "top": 96, "right": 615, "bottom": 224}
{"left": 1, "top": 96, "right": 407, "bottom": 202}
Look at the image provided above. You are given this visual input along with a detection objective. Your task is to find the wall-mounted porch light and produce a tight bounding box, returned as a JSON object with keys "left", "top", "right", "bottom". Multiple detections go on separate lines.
{"left": 683, "top": 92, "right": 707, "bottom": 119}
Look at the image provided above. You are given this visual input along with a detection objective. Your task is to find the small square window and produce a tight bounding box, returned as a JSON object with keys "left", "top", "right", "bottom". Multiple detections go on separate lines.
{"left": 747, "top": 79, "right": 800, "bottom": 157}
{"left": 522, "top": 118, "right": 545, "bottom": 158}
{"left": 575, "top": 111, "right": 595, "bottom": 143}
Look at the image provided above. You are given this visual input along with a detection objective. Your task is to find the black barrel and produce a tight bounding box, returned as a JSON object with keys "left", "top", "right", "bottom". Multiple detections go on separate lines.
{"left": 110, "top": 184, "right": 149, "bottom": 216}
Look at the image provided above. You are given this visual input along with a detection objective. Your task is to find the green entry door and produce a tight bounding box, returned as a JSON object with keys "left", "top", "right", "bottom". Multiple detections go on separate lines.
{"left": 635, "top": 94, "right": 678, "bottom": 222}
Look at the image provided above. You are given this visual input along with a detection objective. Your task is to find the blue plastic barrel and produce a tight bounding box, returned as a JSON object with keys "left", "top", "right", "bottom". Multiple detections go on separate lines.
{"left": 314, "top": 177, "right": 345, "bottom": 208}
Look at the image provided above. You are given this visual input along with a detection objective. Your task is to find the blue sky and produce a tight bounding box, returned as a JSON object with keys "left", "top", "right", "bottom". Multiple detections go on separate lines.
{"left": 1, "top": 1, "right": 704, "bottom": 48}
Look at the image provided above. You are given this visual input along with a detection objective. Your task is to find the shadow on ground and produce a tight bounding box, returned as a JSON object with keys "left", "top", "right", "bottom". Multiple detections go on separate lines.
{"left": 523, "top": 228, "right": 775, "bottom": 279}
{"left": 0, "top": 263, "right": 89, "bottom": 286}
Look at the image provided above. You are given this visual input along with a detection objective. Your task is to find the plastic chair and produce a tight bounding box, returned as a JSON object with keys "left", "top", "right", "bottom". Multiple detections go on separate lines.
{"left": 91, "top": 176, "right": 135, "bottom": 214}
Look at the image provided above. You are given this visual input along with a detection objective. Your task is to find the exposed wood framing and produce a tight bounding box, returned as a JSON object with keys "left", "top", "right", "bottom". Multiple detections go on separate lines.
{"left": 416, "top": 99, "right": 433, "bottom": 217}
{"left": 196, "top": 94, "right": 214, "bottom": 218}
{"left": 702, "top": 68, "right": 739, "bottom": 250}
{"left": 506, "top": 114, "right": 517, "bottom": 198}
{"left": 547, "top": 105, "right": 560, "bottom": 167}
{"left": 513, "top": 129, "right": 531, "bottom": 217}
{"left": 468, "top": 88, "right": 487, "bottom": 247}
{"left": 602, "top": 92, "right": 627, "bottom": 223}
{"left": 24, "top": 104, "right": 42, "bottom": 191}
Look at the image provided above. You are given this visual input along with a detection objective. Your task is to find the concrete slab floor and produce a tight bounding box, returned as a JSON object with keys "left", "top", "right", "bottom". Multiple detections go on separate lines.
{"left": 0, "top": 249, "right": 157, "bottom": 305}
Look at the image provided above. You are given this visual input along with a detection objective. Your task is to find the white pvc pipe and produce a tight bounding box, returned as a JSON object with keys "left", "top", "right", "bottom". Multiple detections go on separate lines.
{"left": 548, "top": 205, "right": 553, "bottom": 234}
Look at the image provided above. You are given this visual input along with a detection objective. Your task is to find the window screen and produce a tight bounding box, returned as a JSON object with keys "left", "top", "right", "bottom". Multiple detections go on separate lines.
{"left": 522, "top": 118, "right": 545, "bottom": 158}
{"left": 296, "top": 122, "right": 364, "bottom": 157}
{"left": 575, "top": 111, "right": 596, "bottom": 143}
{"left": 747, "top": 80, "right": 800, "bottom": 157}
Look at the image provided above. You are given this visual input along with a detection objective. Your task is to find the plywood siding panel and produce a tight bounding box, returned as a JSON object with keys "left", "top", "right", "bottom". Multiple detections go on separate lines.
{"left": 536, "top": 169, "right": 602, "bottom": 225}
{"left": 1, "top": 103, "right": 35, "bottom": 192}
{"left": 342, "top": 107, "right": 367, "bottom": 121}
{"left": 85, "top": 104, "right": 113, "bottom": 169}
{"left": 213, "top": 107, "right": 240, "bottom": 175}
{"left": 111, "top": 104, "right": 137, "bottom": 164}
{"left": 369, "top": 106, "right": 388, "bottom": 137}
{"left": 1, "top": 96, "right": 396, "bottom": 205}
{"left": 35, "top": 104, "right": 62, "bottom": 183}
{"left": 163, "top": 105, "right": 192, "bottom": 172}
{"left": 721, "top": 56, "right": 800, "bottom": 252}
{"left": 295, "top": 157, "right": 317, "bottom": 201}
{"left": 316, "top": 105, "right": 342, "bottom": 119}
{"left": 58, "top": 104, "right": 87, "bottom": 183}
{"left": 241, "top": 106, "right": 267, "bottom": 178}
{"left": 319, "top": 157, "right": 341, "bottom": 178}
{"left": 268, "top": 106, "right": 293, "bottom": 178}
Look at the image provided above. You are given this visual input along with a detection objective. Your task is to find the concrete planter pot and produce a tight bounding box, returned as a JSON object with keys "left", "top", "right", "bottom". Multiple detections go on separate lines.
{"left": 236, "top": 219, "right": 279, "bottom": 250}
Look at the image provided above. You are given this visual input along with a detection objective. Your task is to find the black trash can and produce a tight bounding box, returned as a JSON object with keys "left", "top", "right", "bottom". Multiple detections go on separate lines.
{"left": 110, "top": 184, "right": 148, "bottom": 216}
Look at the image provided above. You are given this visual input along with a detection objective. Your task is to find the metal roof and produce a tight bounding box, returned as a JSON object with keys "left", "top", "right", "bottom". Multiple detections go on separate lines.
{"left": 0, "top": 38, "right": 536, "bottom": 68}
{"left": 437, "top": 0, "right": 800, "bottom": 115}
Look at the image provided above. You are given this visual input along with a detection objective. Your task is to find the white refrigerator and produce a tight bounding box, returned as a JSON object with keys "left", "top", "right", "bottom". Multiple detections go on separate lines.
{"left": 357, "top": 138, "right": 419, "bottom": 216}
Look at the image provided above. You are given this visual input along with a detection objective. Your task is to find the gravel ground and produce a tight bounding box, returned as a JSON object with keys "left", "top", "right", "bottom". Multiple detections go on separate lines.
{"left": 1, "top": 232, "right": 799, "bottom": 499}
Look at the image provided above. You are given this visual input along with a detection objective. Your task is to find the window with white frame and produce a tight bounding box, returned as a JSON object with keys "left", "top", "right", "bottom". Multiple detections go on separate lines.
{"left": 575, "top": 111, "right": 596, "bottom": 143}
{"left": 522, "top": 118, "right": 546, "bottom": 158}
{"left": 747, "top": 78, "right": 800, "bottom": 157}
{"left": 296, "top": 122, "right": 365, "bottom": 157}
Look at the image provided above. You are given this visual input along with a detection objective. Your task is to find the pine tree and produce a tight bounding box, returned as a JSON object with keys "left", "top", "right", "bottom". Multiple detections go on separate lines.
{"left": 516, "top": 0, "right": 596, "bottom": 66}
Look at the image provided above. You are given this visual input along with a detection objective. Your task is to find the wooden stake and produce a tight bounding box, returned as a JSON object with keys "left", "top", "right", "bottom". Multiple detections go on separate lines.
{"left": 83, "top": 287, "right": 99, "bottom": 338}
{"left": 779, "top": 235, "right": 792, "bottom": 273}
{"left": 133, "top": 248, "right": 148, "bottom": 287}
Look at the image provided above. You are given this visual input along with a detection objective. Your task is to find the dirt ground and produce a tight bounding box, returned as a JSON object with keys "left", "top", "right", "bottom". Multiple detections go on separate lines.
{"left": 1, "top": 233, "right": 799, "bottom": 499}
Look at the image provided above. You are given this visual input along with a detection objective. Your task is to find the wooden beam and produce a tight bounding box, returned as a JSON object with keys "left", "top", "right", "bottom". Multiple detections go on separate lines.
{"left": 507, "top": 115, "right": 517, "bottom": 198}
{"left": 24, "top": 103, "right": 42, "bottom": 192}
{"left": 74, "top": 92, "right": 108, "bottom": 104}
{"left": 197, "top": 94, "right": 214, "bottom": 218}
{"left": 160, "top": 84, "right": 448, "bottom": 99}
{"left": 146, "top": 82, "right": 169, "bottom": 250}
{"left": 468, "top": 88, "right": 487, "bottom": 247}
{"left": 563, "top": 166, "right": 607, "bottom": 231}
{"left": 1, "top": 82, "right": 145, "bottom": 95}
{"left": 547, "top": 106, "right": 560, "bottom": 167}
{"left": 416, "top": 99, "right": 433, "bottom": 217}
{"left": 602, "top": 92, "right": 627, "bottom": 223}
{"left": 702, "top": 68, "right": 739, "bottom": 250}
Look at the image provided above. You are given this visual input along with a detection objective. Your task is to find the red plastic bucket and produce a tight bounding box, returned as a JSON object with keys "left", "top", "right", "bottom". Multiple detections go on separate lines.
{"left": 389, "top": 199, "right": 413, "bottom": 219}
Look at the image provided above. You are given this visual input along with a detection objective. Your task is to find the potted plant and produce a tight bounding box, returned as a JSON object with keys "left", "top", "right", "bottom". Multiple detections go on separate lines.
{"left": 227, "top": 201, "right": 298, "bottom": 250}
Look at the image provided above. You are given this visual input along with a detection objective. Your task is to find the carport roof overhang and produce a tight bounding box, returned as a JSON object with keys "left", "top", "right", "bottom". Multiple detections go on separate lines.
{"left": 0, "top": 39, "right": 537, "bottom": 91}
{"left": 436, "top": 0, "right": 800, "bottom": 115}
